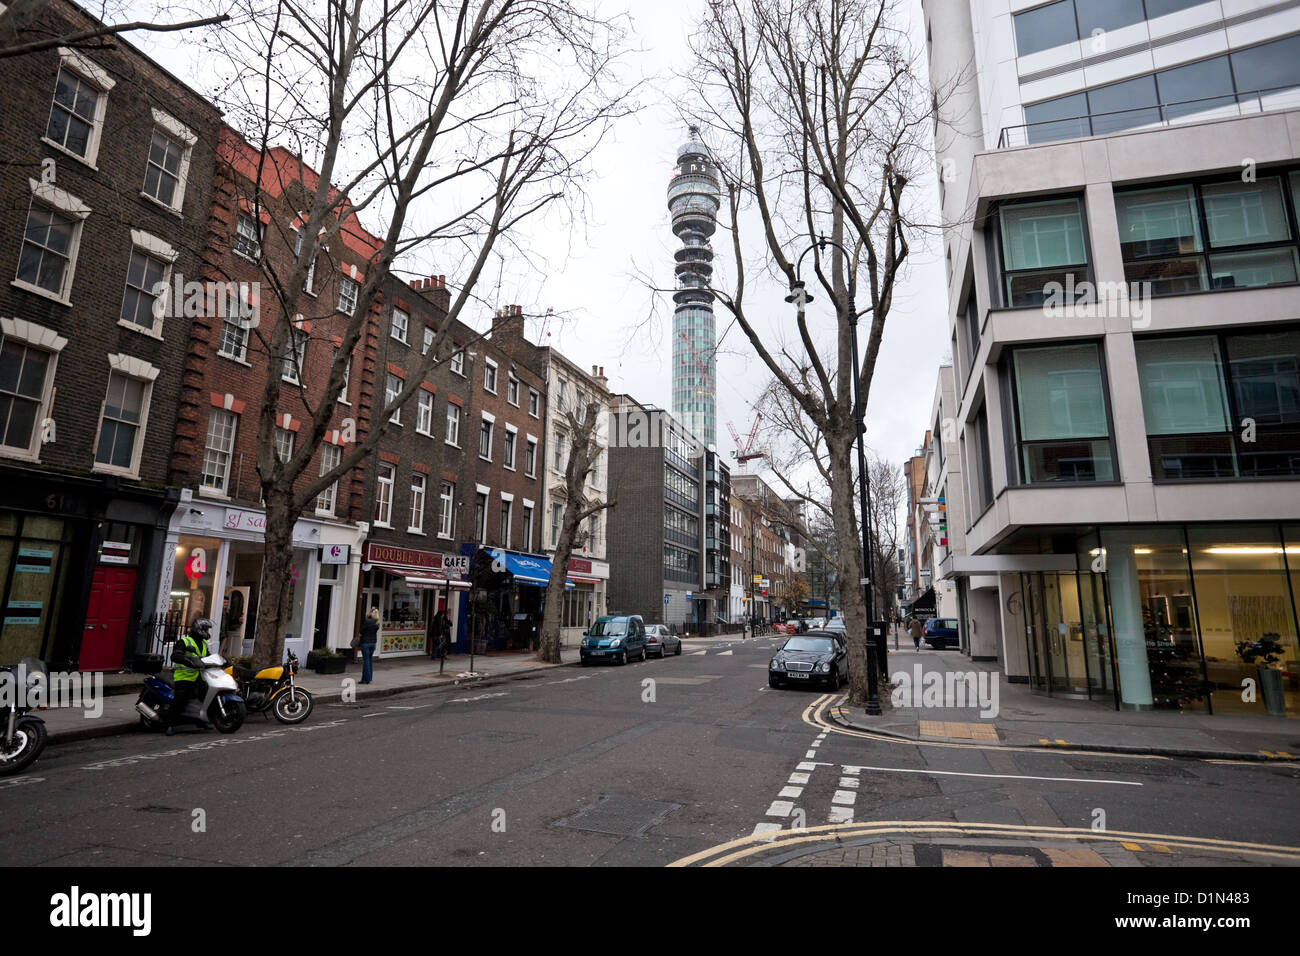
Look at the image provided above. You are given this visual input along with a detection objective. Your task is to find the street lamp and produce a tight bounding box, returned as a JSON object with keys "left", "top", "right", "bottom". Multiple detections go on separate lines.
{"left": 786, "top": 236, "right": 882, "bottom": 715}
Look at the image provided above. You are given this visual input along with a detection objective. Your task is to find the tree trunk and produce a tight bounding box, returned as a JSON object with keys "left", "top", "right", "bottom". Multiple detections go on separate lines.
{"left": 537, "top": 507, "right": 583, "bottom": 664}
{"left": 251, "top": 491, "right": 298, "bottom": 672}
{"left": 828, "top": 431, "right": 869, "bottom": 703}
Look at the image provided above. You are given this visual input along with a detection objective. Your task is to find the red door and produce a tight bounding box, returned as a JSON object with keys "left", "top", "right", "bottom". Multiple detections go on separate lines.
{"left": 79, "top": 566, "right": 136, "bottom": 671}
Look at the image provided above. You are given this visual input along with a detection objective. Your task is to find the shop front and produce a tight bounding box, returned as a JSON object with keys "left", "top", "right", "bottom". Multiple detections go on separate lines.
{"left": 359, "top": 542, "right": 468, "bottom": 658}
{"left": 559, "top": 556, "right": 608, "bottom": 646}
{"left": 159, "top": 497, "right": 364, "bottom": 663}
{"left": 1012, "top": 523, "right": 1300, "bottom": 718}
{"left": 458, "top": 546, "right": 572, "bottom": 652}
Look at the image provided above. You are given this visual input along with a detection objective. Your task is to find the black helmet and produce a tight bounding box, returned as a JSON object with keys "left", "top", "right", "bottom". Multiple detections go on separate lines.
{"left": 192, "top": 618, "right": 215, "bottom": 642}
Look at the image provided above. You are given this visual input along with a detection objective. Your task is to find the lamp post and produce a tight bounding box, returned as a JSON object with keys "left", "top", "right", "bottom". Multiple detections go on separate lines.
{"left": 785, "top": 236, "right": 882, "bottom": 715}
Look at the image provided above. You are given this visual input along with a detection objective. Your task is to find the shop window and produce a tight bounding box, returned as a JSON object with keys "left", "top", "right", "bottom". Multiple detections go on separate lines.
{"left": 996, "top": 198, "right": 1090, "bottom": 307}
{"left": 1009, "top": 343, "right": 1115, "bottom": 483}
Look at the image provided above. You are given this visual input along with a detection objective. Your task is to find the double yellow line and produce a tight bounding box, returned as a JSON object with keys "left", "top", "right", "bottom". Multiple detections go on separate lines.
{"left": 669, "top": 820, "right": 1300, "bottom": 867}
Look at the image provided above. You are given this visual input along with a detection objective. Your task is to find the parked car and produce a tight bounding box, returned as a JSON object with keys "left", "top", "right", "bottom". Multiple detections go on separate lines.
{"left": 769, "top": 632, "right": 848, "bottom": 689}
{"left": 823, "top": 616, "right": 845, "bottom": 634}
{"left": 924, "top": 617, "right": 960, "bottom": 649}
{"left": 645, "top": 624, "right": 682, "bottom": 658}
{"left": 774, "top": 622, "right": 797, "bottom": 635}
{"left": 581, "top": 615, "right": 648, "bottom": 665}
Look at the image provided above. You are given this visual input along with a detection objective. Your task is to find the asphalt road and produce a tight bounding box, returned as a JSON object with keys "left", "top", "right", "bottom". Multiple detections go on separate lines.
{"left": 3, "top": 636, "right": 1298, "bottom": 867}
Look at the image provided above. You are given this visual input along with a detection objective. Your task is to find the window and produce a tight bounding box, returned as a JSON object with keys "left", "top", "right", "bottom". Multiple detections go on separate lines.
{"left": 316, "top": 443, "right": 342, "bottom": 515}
{"left": 1086, "top": 74, "right": 1159, "bottom": 136}
{"left": 201, "top": 409, "right": 238, "bottom": 493}
{"left": 588, "top": 514, "right": 600, "bottom": 552}
{"left": 417, "top": 390, "right": 434, "bottom": 435}
{"left": 528, "top": 388, "right": 540, "bottom": 417}
{"left": 283, "top": 329, "right": 306, "bottom": 383}
{"left": 479, "top": 418, "right": 493, "bottom": 459}
{"left": 1230, "top": 34, "right": 1300, "bottom": 97}
{"left": 423, "top": 326, "right": 434, "bottom": 355}
{"left": 274, "top": 426, "right": 294, "bottom": 463}
{"left": 475, "top": 492, "right": 488, "bottom": 542}
{"left": 553, "top": 428, "right": 567, "bottom": 472}
{"left": 391, "top": 307, "right": 409, "bottom": 344}
{"left": 997, "top": 198, "right": 1089, "bottom": 307}
{"left": 234, "top": 214, "right": 260, "bottom": 259}
{"left": 590, "top": 451, "right": 602, "bottom": 487}
{"left": 338, "top": 275, "right": 359, "bottom": 316}
{"left": 438, "top": 481, "right": 455, "bottom": 537}
{"left": 142, "top": 125, "right": 188, "bottom": 209}
{"left": 46, "top": 66, "right": 104, "bottom": 162}
{"left": 551, "top": 503, "right": 564, "bottom": 547}
{"left": 92, "top": 374, "right": 145, "bottom": 476}
{"left": 484, "top": 359, "right": 498, "bottom": 393}
{"left": 120, "top": 249, "right": 166, "bottom": 329}
{"left": 0, "top": 340, "right": 52, "bottom": 454}
{"left": 1116, "top": 176, "right": 1299, "bottom": 294}
{"left": 1013, "top": 0, "right": 1204, "bottom": 59}
{"left": 385, "top": 373, "right": 402, "bottom": 425}
{"left": 451, "top": 350, "right": 465, "bottom": 375}
{"left": 1156, "top": 56, "right": 1235, "bottom": 121}
{"left": 1136, "top": 328, "right": 1300, "bottom": 478}
{"left": 556, "top": 377, "right": 568, "bottom": 412}
{"left": 504, "top": 430, "right": 516, "bottom": 469}
{"left": 1009, "top": 343, "right": 1115, "bottom": 483}
{"left": 500, "top": 500, "right": 511, "bottom": 546}
{"left": 337, "top": 351, "right": 351, "bottom": 403}
{"left": 219, "top": 296, "right": 250, "bottom": 361}
{"left": 374, "top": 464, "right": 394, "bottom": 526}
{"left": 1012, "top": 0, "right": 1076, "bottom": 57}
{"left": 410, "top": 474, "right": 426, "bottom": 533}
{"left": 1023, "top": 92, "right": 1091, "bottom": 145}
{"left": 508, "top": 377, "right": 520, "bottom": 405}
{"left": 522, "top": 505, "right": 533, "bottom": 551}
{"left": 17, "top": 202, "right": 80, "bottom": 299}
{"left": 446, "top": 403, "right": 461, "bottom": 445}
{"left": 525, "top": 438, "right": 537, "bottom": 477}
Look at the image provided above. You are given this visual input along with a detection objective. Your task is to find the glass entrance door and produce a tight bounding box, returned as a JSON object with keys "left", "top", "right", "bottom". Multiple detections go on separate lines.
{"left": 1022, "top": 571, "right": 1091, "bottom": 697}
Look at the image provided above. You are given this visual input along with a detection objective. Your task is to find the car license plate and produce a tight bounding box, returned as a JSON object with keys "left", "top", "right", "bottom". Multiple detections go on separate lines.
{"left": 788, "top": 672, "right": 809, "bottom": 679}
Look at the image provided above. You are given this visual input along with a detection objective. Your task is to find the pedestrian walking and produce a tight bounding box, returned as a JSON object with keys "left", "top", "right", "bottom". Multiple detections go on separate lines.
{"left": 909, "top": 615, "right": 923, "bottom": 650}
{"left": 360, "top": 607, "right": 380, "bottom": 684}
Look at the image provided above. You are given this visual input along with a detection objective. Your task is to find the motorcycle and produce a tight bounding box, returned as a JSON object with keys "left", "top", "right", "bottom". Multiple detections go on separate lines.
{"left": 229, "top": 649, "right": 313, "bottom": 724}
{"left": 0, "top": 658, "right": 48, "bottom": 776}
{"left": 136, "top": 651, "right": 246, "bottom": 734}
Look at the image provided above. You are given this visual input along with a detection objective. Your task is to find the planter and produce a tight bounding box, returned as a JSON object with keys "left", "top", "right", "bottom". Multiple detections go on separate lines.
{"left": 313, "top": 656, "right": 348, "bottom": 675}
{"left": 1259, "top": 666, "right": 1285, "bottom": 717}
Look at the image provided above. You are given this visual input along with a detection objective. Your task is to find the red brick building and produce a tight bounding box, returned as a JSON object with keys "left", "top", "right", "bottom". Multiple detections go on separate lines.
{"left": 0, "top": 0, "right": 221, "bottom": 669}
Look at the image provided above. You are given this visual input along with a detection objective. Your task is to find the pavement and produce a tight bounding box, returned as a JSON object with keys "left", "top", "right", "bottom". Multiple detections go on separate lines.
{"left": 832, "top": 639, "right": 1300, "bottom": 762}
{"left": 39, "top": 646, "right": 582, "bottom": 743}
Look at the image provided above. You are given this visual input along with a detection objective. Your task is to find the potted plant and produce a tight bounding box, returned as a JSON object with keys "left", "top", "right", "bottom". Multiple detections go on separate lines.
{"left": 1236, "top": 635, "right": 1286, "bottom": 717}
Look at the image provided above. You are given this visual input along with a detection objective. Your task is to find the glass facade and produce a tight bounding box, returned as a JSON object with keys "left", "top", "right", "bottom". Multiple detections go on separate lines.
{"left": 1020, "top": 524, "right": 1300, "bottom": 718}
{"left": 1009, "top": 343, "right": 1115, "bottom": 483}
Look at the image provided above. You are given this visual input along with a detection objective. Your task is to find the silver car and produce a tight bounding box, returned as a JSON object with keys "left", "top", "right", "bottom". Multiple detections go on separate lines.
{"left": 645, "top": 624, "right": 682, "bottom": 658}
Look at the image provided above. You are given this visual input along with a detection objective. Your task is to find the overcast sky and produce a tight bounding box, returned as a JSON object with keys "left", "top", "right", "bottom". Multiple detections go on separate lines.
{"left": 132, "top": 0, "right": 949, "bottom": 477}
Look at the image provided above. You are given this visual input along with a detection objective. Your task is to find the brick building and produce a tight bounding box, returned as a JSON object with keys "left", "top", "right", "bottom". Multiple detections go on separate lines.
{"left": 157, "top": 126, "right": 381, "bottom": 661}
{"left": 0, "top": 0, "right": 220, "bottom": 669}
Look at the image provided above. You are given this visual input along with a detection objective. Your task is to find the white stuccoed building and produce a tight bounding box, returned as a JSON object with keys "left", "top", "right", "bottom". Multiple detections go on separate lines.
{"left": 921, "top": 0, "right": 1300, "bottom": 718}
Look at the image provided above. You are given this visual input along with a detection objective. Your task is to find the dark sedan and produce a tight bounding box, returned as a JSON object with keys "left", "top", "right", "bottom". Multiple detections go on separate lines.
{"left": 769, "top": 632, "right": 848, "bottom": 690}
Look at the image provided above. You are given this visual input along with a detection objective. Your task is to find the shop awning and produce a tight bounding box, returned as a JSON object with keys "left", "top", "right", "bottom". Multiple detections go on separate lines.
{"left": 908, "top": 587, "right": 937, "bottom": 618}
{"left": 487, "top": 549, "right": 574, "bottom": 589}
{"left": 405, "top": 575, "right": 470, "bottom": 590}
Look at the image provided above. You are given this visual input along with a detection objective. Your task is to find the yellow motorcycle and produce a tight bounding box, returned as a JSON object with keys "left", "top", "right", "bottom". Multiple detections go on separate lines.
{"left": 227, "top": 649, "right": 314, "bottom": 724}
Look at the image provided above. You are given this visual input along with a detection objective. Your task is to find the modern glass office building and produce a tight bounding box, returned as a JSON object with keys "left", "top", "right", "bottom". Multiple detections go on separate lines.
{"left": 667, "top": 127, "right": 719, "bottom": 450}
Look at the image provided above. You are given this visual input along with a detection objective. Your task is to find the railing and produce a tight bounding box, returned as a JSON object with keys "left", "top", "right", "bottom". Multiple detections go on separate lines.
{"left": 135, "top": 611, "right": 186, "bottom": 666}
{"left": 997, "top": 86, "right": 1300, "bottom": 149}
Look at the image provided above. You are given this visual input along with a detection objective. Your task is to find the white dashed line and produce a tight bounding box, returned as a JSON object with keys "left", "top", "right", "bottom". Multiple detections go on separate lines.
{"left": 788, "top": 772, "right": 810, "bottom": 785}
{"left": 752, "top": 823, "right": 782, "bottom": 841}
{"left": 766, "top": 800, "right": 795, "bottom": 818}
{"left": 828, "top": 806, "right": 854, "bottom": 824}
{"left": 832, "top": 790, "right": 858, "bottom": 806}
{"left": 839, "top": 777, "right": 860, "bottom": 789}
{"left": 778, "top": 786, "right": 803, "bottom": 799}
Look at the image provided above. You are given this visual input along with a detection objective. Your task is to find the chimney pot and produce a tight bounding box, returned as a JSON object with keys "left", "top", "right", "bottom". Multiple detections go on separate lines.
{"left": 438, "top": 274, "right": 445, "bottom": 286}
{"left": 409, "top": 279, "right": 418, "bottom": 289}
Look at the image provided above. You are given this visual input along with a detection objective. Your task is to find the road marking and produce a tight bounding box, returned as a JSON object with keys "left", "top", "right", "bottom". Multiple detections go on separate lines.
{"left": 796, "top": 761, "right": 833, "bottom": 771}
{"left": 752, "top": 823, "right": 782, "bottom": 841}
{"left": 827, "top": 807, "right": 853, "bottom": 824}
{"left": 778, "top": 786, "right": 803, "bottom": 799}
{"left": 448, "top": 692, "right": 508, "bottom": 703}
{"left": 362, "top": 712, "right": 383, "bottom": 718}
{"left": 1121, "top": 841, "right": 1142, "bottom": 850}
{"left": 766, "top": 800, "right": 795, "bottom": 818}
{"left": 840, "top": 763, "right": 1142, "bottom": 787}
{"left": 0, "top": 776, "right": 44, "bottom": 790}
{"left": 805, "top": 750, "right": 817, "bottom": 759}
{"left": 670, "top": 821, "right": 1300, "bottom": 868}
{"left": 832, "top": 790, "right": 857, "bottom": 806}
{"left": 788, "top": 772, "right": 810, "bottom": 785}
{"left": 716, "top": 650, "right": 733, "bottom": 656}
{"left": 388, "top": 705, "right": 415, "bottom": 710}
{"left": 689, "top": 651, "right": 707, "bottom": 656}
{"left": 839, "top": 777, "right": 859, "bottom": 789}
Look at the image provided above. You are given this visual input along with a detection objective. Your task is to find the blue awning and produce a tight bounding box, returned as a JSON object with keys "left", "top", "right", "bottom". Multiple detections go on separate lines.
{"left": 486, "top": 549, "right": 574, "bottom": 589}
{"left": 804, "top": 599, "right": 828, "bottom": 607}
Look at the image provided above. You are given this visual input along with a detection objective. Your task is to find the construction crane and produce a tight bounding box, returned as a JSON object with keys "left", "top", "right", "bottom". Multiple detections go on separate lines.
{"left": 728, "top": 412, "right": 763, "bottom": 462}
{"left": 677, "top": 330, "right": 713, "bottom": 393}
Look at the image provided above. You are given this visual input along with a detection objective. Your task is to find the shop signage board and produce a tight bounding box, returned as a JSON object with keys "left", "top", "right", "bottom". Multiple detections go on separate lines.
{"left": 441, "top": 554, "right": 469, "bottom": 573}
{"left": 365, "top": 542, "right": 440, "bottom": 571}
{"left": 223, "top": 508, "right": 268, "bottom": 533}
{"left": 568, "top": 557, "right": 593, "bottom": 574}
{"left": 322, "top": 544, "right": 350, "bottom": 565}
{"left": 98, "top": 540, "right": 132, "bottom": 564}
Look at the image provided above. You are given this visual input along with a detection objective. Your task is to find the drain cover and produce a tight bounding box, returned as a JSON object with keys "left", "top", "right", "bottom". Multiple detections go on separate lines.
{"left": 555, "top": 795, "right": 682, "bottom": 837}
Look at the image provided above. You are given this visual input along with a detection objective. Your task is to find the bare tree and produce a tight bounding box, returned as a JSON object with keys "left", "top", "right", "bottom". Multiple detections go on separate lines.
{"left": 686, "top": 0, "right": 934, "bottom": 701}
{"left": 197, "top": 0, "right": 633, "bottom": 670}
{"left": 536, "top": 400, "right": 613, "bottom": 664}
{"left": 867, "top": 456, "right": 904, "bottom": 616}
{"left": 0, "top": 1, "right": 227, "bottom": 58}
